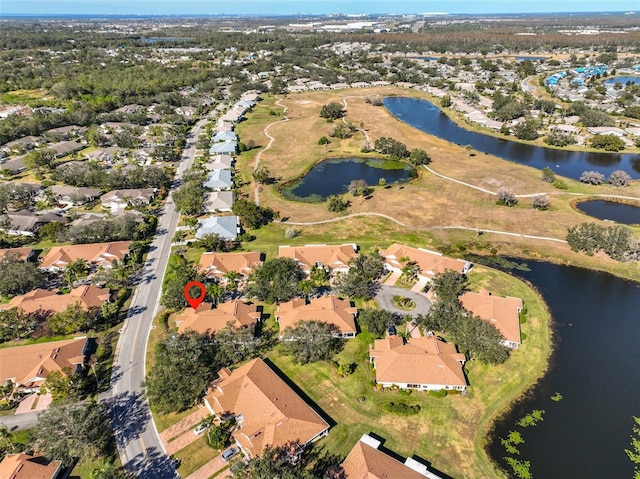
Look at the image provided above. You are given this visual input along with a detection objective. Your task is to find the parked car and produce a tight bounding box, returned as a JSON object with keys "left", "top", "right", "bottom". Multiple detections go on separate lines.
{"left": 221, "top": 446, "right": 240, "bottom": 462}
{"left": 193, "top": 422, "right": 208, "bottom": 435}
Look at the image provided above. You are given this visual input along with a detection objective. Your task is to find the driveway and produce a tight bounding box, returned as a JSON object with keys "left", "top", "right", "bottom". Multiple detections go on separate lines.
{"left": 375, "top": 285, "right": 432, "bottom": 317}
{"left": 185, "top": 455, "right": 231, "bottom": 479}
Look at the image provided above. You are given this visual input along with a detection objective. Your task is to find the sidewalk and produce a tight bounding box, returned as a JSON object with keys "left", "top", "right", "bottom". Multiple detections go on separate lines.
{"left": 160, "top": 406, "right": 210, "bottom": 456}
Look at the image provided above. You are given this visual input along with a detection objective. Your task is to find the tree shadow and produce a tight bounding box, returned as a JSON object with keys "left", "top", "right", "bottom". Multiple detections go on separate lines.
{"left": 104, "top": 391, "right": 150, "bottom": 448}
{"left": 125, "top": 446, "right": 179, "bottom": 479}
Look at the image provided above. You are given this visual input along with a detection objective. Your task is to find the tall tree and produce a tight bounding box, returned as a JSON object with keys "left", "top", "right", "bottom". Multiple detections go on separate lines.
{"left": 32, "top": 401, "right": 114, "bottom": 467}
{"left": 281, "top": 320, "right": 343, "bottom": 364}
{"left": 332, "top": 253, "right": 385, "bottom": 300}
{"left": 245, "top": 258, "right": 303, "bottom": 303}
{"left": 0, "top": 258, "right": 45, "bottom": 297}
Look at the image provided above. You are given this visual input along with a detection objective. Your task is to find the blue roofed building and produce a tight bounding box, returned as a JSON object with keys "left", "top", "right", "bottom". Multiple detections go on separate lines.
{"left": 209, "top": 141, "right": 237, "bottom": 155}
{"left": 204, "top": 169, "right": 233, "bottom": 190}
{"left": 211, "top": 130, "right": 238, "bottom": 143}
{"left": 196, "top": 215, "right": 239, "bottom": 240}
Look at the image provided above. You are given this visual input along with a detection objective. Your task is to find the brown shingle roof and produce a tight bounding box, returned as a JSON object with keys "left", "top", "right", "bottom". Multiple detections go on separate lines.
{"left": 278, "top": 244, "right": 358, "bottom": 272}
{"left": 205, "top": 358, "right": 329, "bottom": 458}
{"left": 0, "top": 247, "right": 35, "bottom": 262}
{"left": 380, "top": 244, "right": 471, "bottom": 280}
{"left": 0, "top": 337, "right": 87, "bottom": 389}
{"left": 340, "top": 435, "right": 433, "bottom": 479}
{"left": 276, "top": 296, "right": 357, "bottom": 335}
{"left": 370, "top": 335, "right": 466, "bottom": 389}
{"left": 4, "top": 285, "right": 110, "bottom": 315}
{"left": 460, "top": 290, "right": 523, "bottom": 346}
{"left": 39, "top": 241, "right": 130, "bottom": 270}
{"left": 198, "top": 251, "right": 262, "bottom": 279}
{"left": 174, "top": 300, "right": 261, "bottom": 334}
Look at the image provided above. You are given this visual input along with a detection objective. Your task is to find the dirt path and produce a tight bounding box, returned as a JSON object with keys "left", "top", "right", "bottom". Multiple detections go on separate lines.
{"left": 254, "top": 98, "right": 289, "bottom": 205}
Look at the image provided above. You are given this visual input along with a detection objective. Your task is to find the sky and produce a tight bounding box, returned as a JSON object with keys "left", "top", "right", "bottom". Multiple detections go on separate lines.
{"left": 1, "top": 0, "right": 639, "bottom": 16}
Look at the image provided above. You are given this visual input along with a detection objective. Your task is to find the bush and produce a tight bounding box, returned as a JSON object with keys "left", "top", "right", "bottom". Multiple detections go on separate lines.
{"left": 327, "top": 195, "right": 349, "bottom": 212}
{"left": 590, "top": 134, "right": 625, "bottom": 152}
{"left": 428, "top": 389, "right": 448, "bottom": 398}
{"left": 532, "top": 194, "right": 550, "bottom": 210}
{"left": 337, "top": 362, "right": 356, "bottom": 377}
{"left": 284, "top": 227, "right": 301, "bottom": 239}
{"left": 609, "top": 170, "right": 631, "bottom": 187}
{"left": 541, "top": 167, "right": 555, "bottom": 183}
{"left": 381, "top": 402, "right": 421, "bottom": 416}
{"left": 579, "top": 170, "right": 605, "bottom": 185}
{"left": 496, "top": 187, "right": 517, "bottom": 206}
{"left": 319, "top": 102, "right": 345, "bottom": 120}
{"left": 553, "top": 178, "right": 568, "bottom": 189}
{"left": 544, "top": 130, "right": 576, "bottom": 147}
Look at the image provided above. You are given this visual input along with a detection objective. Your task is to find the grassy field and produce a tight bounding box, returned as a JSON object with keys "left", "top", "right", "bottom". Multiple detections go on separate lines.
{"left": 173, "top": 436, "right": 218, "bottom": 477}
{"left": 266, "top": 265, "right": 550, "bottom": 479}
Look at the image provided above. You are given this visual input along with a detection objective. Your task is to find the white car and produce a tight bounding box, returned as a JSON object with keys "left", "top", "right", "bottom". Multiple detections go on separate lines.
{"left": 193, "top": 423, "right": 208, "bottom": 435}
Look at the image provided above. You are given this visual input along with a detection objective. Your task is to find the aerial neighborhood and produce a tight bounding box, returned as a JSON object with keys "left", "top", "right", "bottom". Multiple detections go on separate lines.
{"left": 0, "top": 7, "right": 639, "bottom": 479}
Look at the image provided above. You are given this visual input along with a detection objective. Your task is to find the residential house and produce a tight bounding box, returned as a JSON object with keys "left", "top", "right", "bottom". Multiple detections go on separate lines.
{"left": 211, "top": 130, "right": 238, "bottom": 143}
{"left": 206, "top": 154, "right": 234, "bottom": 170}
{"left": 3, "top": 285, "right": 110, "bottom": 315}
{"left": 195, "top": 216, "right": 239, "bottom": 240}
{"left": 0, "top": 247, "right": 36, "bottom": 262}
{"left": 0, "top": 337, "right": 88, "bottom": 392}
{"left": 2, "top": 211, "right": 66, "bottom": 237}
{"left": 101, "top": 188, "right": 156, "bottom": 213}
{"left": 460, "top": 290, "right": 523, "bottom": 349}
{"left": 338, "top": 434, "right": 444, "bottom": 479}
{"left": 39, "top": 241, "right": 130, "bottom": 272}
{"left": 48, "top": 141, "right": 84, "bottom": 158}
{"left": 277, "top": 244, "right": 359, "bottom": 274}
{"left": 381, "top": 243, "right": 472, "bottom": 291}
{"left": 198, "top": 251, "right": 263, "bottom": 282}
{"left": 276, "top": 296, "right": 358, "bottom": 338}
{"left": 204, "top": 169, "right": 233, "bottom": 190}
{"left": 174, "top": 300, "right": 261, "bottom": 334}
{"left": 209, "top": 141, "right": 237, "bottom": 155}
{"left": 49, "top": 185, "right": 102, "bottom": 206}
{"left": 0, "top": 155, "right": 26, "bottom": 174}
{"left": 204, "top": 190, "right": 234, "bottom": 212}
{"left": 0, "top": 453, "right": 63, "bottom": 479}
{"left": 204, "top": 358, "right": 330, "bottom": 458}
{"left": 1, "top": 136, "right": 41, "bottom": 153}
{"left": 369, "top": 334, "right": 467, "bottom": 392}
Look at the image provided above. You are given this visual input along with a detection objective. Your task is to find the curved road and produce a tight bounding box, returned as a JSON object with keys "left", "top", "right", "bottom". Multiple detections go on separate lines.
{"left": 375, "top": 285, "right": 432, "bottom": 317}
{"left": 107, "top": 117, "right": 208, "bottom": 478}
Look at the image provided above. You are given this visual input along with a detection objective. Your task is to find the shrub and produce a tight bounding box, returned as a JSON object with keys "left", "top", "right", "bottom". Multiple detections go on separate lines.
{"left": 579, "top": 170, "right": 605, "bottom": 185}
{"left": 590, "top": 134, "right": 625, "bottom": 152}
{"left": 609, "top": 170, "right": 631, "bottom": 187}
{"left": 552, "top": 178, "right": 568, "bottom": 189}
{"left": 381, "top": 402, "right": 421, "bottom": 416}
{"left": 319, "top": 102, "right": 344, "bottom": 120}
{"left": 496, "top": 187, "right": 517, "bottom": 206}
{"left": 327, "top": 195, "right": 349, "bottom": 212}
{"left": 337, "top": 362, "right": 356, "bottom": 377}
{"left": 284, "top": 227, "right": 301, "bottom": 239}
{"left": 541, "top": 167, "right": 555, "bottom": 183}
{"left": 428, "top": 389, "right": 448, "bottom": 398}
{"left": 532, "top": 194, "right": 550, "bottom": 210}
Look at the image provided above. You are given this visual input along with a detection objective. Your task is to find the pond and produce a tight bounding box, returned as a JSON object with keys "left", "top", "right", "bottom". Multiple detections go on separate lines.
{"left": 575, "top": 199, "right": 640, "bottom": 224}
{"left": 604, "top": 75, "right": 640, "bottom": 85}
{"left": 383, "top": 96, "right": 640, "bottom": 180}
{"left": 488, "top": 260, "right": 640, "bottom": 479}
{"left": 282, "top": 157, "right": 417, "bottom": 201}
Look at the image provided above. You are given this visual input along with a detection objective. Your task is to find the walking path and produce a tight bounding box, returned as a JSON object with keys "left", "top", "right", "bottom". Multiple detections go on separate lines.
{"left": 184, "top": 456, "right": 230, "bottom": 479}
{"left": 253, "top": 98, "right": 288, "bottom": 205}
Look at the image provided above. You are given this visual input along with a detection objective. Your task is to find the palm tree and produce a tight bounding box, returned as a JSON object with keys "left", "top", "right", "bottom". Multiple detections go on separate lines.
{"left": 64, "top": 258, "right": 89, "bottom": 290}
{"left": 223, "top": 271, "right": 240, "bottom": 292}
{"left": 207, "top": 283, "right": 224, "bottom": 307}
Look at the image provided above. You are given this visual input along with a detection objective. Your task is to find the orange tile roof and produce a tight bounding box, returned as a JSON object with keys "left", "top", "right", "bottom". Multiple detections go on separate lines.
{"left": 4, "top": 285, "right": 110, "bottom": 315}
{"left": 174, "top": 300, "right": 261, "bottom": 334}
{"left": 0, "top": 337, "right": 87, "bottom": 389}
{"left": 0, "top": 453, "right": 62, "bottom": 479}
{"left": 39, "top": 241, "right": 130, "bottom": 270}
{"left": 370, "top": 335, "right": 466, "bottom": 388}
{"left": 340, "top": 436, "right": 432, "bottom": 479}
{"left": 205, "top": 358, "right": 329, "bottom": 458}
{"left": 278, "top": 244, "right": 358, "bottom": 271}
{"left": 0, "top": 247, "right": 35, "bottom": 262}
{"left": 380, "top": 243, "right": 471, "bottom": 279}
{"left": 460, "top": 290, "right": 523, "bottom": 345}
{"left": 198, "top": 251, "right": 263, "bottom": 278}
{"left": 276, "top": 296, "right": 357, "bottom": 334}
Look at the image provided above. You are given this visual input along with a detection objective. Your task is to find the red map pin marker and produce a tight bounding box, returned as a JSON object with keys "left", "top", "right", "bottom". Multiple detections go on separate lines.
{"left": 184, "top": 281, "right": 206, "bottom": 309}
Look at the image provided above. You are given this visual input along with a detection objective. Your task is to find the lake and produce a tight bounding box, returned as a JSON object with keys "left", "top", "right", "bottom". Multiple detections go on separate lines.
{"left": 604, "top": 75, "right": 640, "bottom": 85}
{"left": 383, "top": 96, "right": 640, "bottom": 180}
{"left": 488, "top": 260, "right": 640, "bottom": 478}
{"left": 283, "top": 157, "right": 417, "bottom": 201}
{"left": 575, "top": 200, "right": 640, "bottom": 225}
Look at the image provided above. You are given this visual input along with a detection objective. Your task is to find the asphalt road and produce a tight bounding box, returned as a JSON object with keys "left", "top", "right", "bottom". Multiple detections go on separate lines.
{"left": 107, "top": 118, "right": 208, "bottom": 478}
{"left": 0, "top": 410, "right": 39, "bottom": 431}
{"left": 375, "top": 285, "right": 432, "bottom": 317}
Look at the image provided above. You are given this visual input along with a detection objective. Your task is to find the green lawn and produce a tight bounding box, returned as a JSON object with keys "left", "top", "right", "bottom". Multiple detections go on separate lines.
{"left": 174, "top": 436, "right": 218, "bottom": 477}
